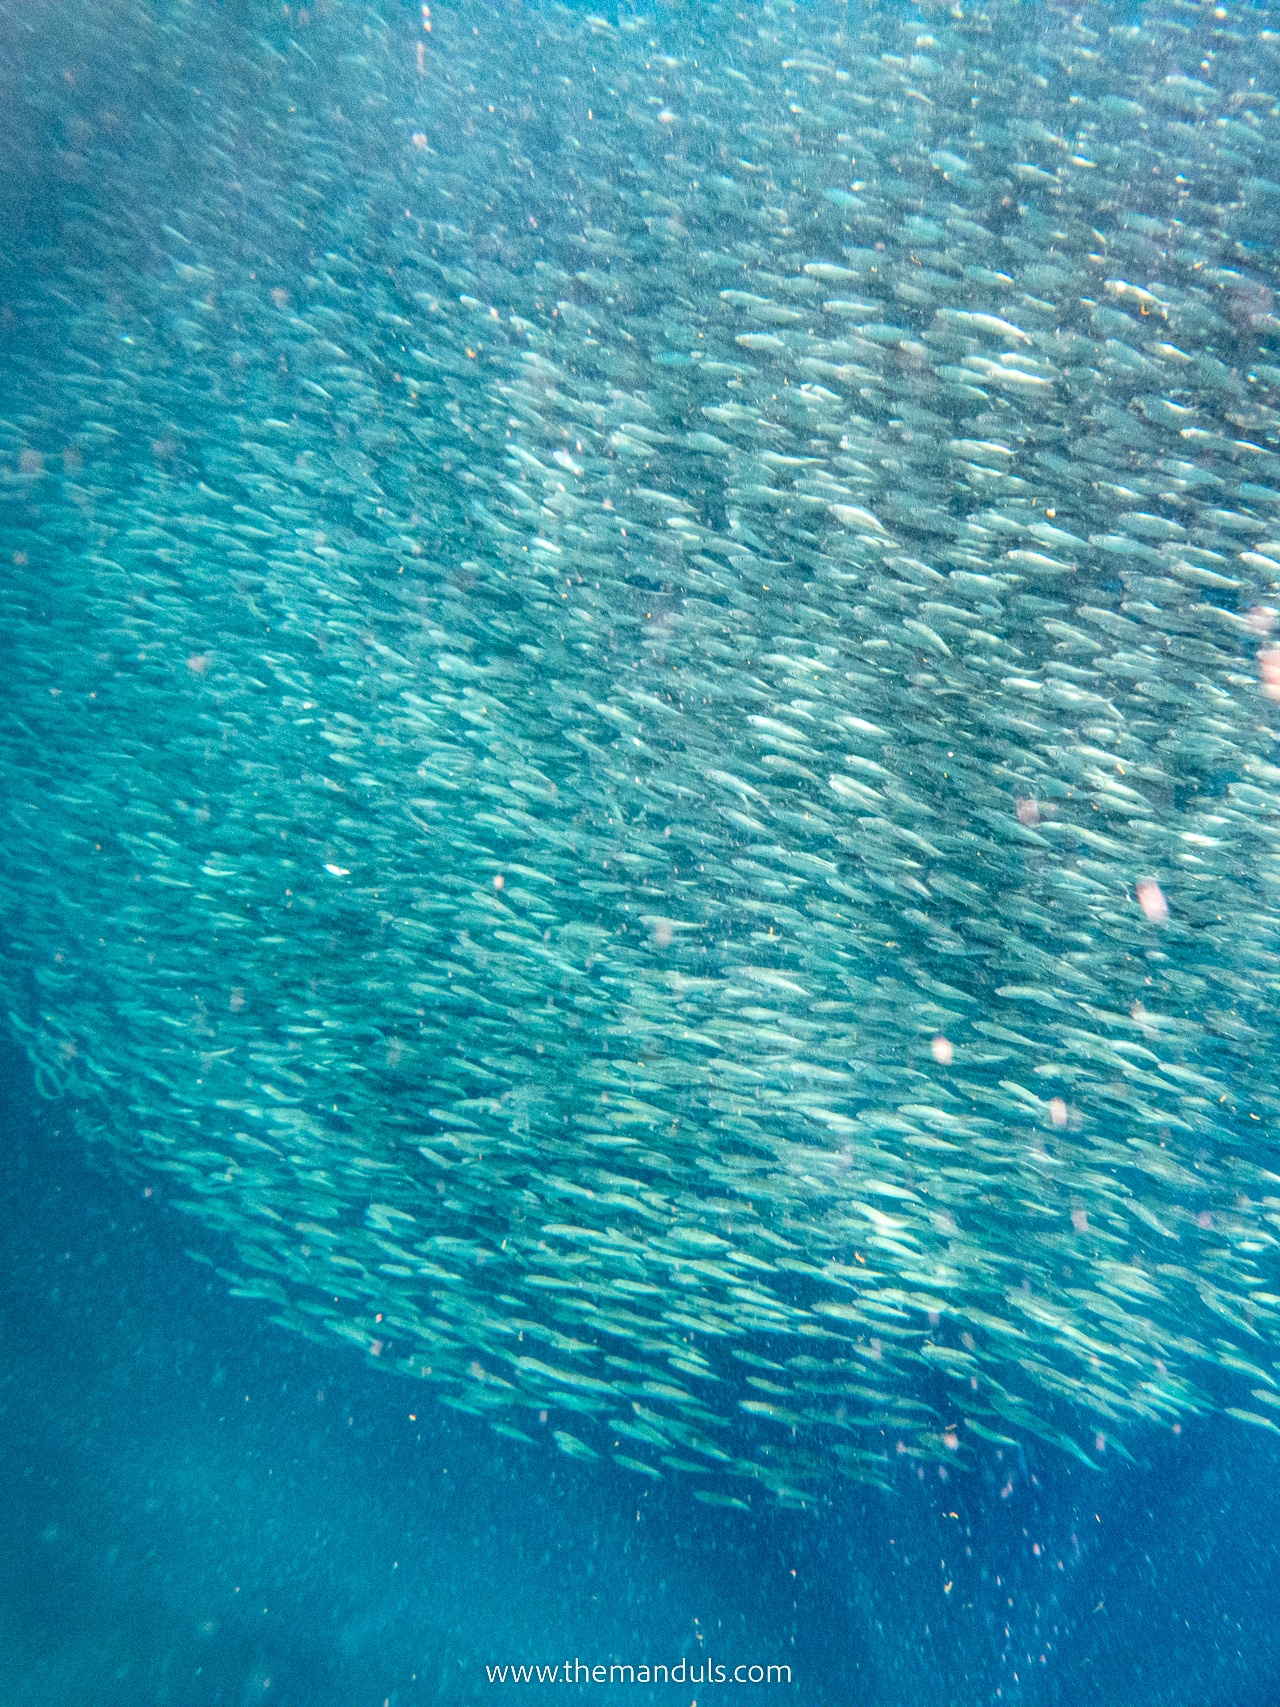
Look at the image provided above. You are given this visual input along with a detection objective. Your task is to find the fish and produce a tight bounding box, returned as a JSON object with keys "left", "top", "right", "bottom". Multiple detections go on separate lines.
{"left": 1, "top": 0, "right": 1280, "bottom": 1509}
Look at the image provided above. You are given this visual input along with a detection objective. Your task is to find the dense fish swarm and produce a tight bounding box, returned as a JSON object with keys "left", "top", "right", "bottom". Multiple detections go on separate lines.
{"left": 5, "top": 0, "right": 1280, "bottom": 1506}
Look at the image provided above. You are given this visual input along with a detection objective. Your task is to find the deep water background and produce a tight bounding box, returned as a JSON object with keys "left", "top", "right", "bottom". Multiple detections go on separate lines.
{"left": 2, "top": 1038, "right": 1277, "bottom": 1707}
{"left": 4, "top": 0, "right": 1280, "bottom": 1700}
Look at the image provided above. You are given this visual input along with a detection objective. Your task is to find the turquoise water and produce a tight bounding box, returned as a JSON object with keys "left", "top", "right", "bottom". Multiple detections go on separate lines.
{"left": 3, "top": 0, "right": 1280, "bottom": 1698}
{"left": 3, "top": 1053, "right": 1278, "bottom": 1704}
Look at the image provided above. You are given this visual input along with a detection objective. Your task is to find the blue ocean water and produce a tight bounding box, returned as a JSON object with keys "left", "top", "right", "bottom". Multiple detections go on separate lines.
{"left": 2, "top": 1042, "right": 1278, "bottom": 1705}
{"left": 6, "top": 0, "right": 1280, "bottom": 1699}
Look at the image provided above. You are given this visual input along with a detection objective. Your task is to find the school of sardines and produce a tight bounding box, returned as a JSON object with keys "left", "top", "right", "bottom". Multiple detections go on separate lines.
{"left": 3, "top": 0, "right": 1280, "bottom": 1506}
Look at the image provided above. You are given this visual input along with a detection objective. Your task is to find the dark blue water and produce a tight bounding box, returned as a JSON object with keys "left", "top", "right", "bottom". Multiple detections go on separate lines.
{"left": 3, "top": 1042, "right": 1277, "bottom": 1707}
